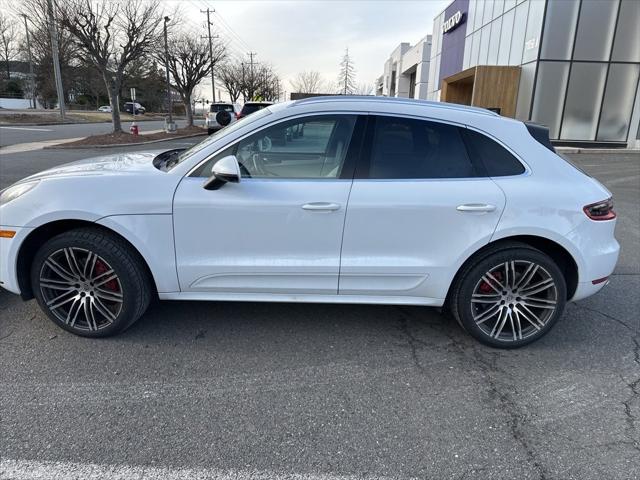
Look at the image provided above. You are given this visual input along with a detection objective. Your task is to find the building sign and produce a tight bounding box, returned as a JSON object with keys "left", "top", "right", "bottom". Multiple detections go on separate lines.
{"left": 442, "top": 10, "right": 465, "bottom": 34}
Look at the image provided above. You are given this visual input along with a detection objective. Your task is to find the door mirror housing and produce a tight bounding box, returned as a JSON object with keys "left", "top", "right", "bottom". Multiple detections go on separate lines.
{"left": 203, "top": 155, "right": 241, "bottom": 190}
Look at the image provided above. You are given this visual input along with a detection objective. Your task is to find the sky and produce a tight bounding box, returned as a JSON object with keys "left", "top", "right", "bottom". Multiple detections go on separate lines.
{"left": 167, "top": 0, "right": 450, "bottom": 102}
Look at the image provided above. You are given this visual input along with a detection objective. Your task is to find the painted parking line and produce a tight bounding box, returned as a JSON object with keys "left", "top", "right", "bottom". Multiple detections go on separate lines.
{"left": 0, "top": 138, "right": 85, "bottom": 155}
{"left": 0, "top": 126, "right": 53, "bottom": 132}
{"left": 0, "top": 459, "right": 411, "bottom": 480}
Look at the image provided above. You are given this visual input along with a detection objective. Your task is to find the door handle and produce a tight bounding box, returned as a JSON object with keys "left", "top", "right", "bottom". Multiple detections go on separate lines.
{"left": 456, "top": 203, "right": 497, "bottom": 213}
{"left": 302, "top": 202, "right": 341, "bottom": 212}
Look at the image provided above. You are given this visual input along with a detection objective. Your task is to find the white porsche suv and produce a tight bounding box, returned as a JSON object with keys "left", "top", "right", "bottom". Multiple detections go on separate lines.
{"left": 0, "top": 97, "right": 619, "bottom": 347}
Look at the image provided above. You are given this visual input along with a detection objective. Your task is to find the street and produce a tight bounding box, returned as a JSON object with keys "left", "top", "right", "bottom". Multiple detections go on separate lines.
{"left": 0, "top": 119, "right": 204, "bottom": 148}
{"left": 0, "top": 140, "right": 639, "bottom": 479}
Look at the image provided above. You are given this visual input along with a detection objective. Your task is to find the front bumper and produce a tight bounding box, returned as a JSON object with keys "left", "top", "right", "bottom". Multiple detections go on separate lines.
{"left": 0, "top": 226, "right": 32, "bottom": 295}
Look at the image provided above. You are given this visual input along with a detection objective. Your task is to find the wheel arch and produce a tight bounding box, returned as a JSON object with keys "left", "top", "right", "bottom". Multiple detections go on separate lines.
{"left": 16, "top": 219, "right": 158, "bottom": 300}
{"left": 445, "top": 235, "right": 579, "bottom": 306}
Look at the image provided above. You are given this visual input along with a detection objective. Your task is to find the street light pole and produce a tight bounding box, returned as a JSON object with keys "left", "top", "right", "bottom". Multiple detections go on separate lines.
{"left": 163, "top": 16, "right": 174, "bottom": 129}
{"left": 20, "top": 14, "right": 36, "bottom": 109}
{"left": 46, "top": 0, "right": 65, "bottom": 120}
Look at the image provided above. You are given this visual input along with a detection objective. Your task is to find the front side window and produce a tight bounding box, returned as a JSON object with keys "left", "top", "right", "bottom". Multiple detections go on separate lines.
{"left": 368, "top": 116, "right": 478, "bottom": 179}
{"left": 193, "top": 115, "right": 357, "bottom": 179}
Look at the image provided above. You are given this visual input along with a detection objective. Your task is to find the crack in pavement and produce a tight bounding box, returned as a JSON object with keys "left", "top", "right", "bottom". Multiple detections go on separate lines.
{"left": 393, "top": 307, "right": 550, "bottom": 480}
{"left": 573, "top": 304, "right": 640, "bottom": 452}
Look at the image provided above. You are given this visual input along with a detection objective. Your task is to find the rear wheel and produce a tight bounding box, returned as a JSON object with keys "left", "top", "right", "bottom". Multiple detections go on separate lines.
{"left": 31, "top": 228, "right": 152, "bottom": 337}
{"left": 451, "top": 245, "right": 566, "bottom": 348}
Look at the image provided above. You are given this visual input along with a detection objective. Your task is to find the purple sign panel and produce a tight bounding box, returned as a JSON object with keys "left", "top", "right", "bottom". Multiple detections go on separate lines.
{"left": 438, "top": 0, "right": 469, "bottom": 87}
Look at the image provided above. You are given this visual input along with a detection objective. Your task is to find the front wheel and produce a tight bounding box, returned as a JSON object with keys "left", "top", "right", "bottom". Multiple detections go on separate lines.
{"left": 450, "top": 245, "right": 566, "bottom": 348}
{"left": 31, "top": 228, "right": 152, "bottom": 337}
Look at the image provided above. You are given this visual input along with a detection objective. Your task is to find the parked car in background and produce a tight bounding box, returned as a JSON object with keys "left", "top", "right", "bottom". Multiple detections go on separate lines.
{"left": 0, "top": 97, "right": 619, "bottom": 347}
{"left": 205, "top": 102, "right": 238, "bottom": 134}
{"left": 97, "top": 105, "right": 112, "bottom": 113}
{"left": 123, "top": 102, "right": 145, "bottom": 115}
{"left": 237, "top": 101, "right": 273, "bottom": 119}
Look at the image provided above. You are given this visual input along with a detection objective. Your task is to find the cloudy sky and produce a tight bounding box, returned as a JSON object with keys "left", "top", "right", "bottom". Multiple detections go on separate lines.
{"left": 168, "top": 0, "right": 449, "bottom": 101}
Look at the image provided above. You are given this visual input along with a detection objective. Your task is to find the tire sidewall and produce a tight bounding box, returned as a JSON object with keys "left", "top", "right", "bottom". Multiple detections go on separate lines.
{"left": 31, "top": 232, "right": 142, "bottom": 338}
{"left": 455, "top": 247, "right": 567, "bottom": 348}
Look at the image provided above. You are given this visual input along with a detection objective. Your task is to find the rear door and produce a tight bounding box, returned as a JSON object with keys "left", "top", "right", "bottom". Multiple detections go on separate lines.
{"left": 339, "top": 115, "right": 506, "bottom": 301}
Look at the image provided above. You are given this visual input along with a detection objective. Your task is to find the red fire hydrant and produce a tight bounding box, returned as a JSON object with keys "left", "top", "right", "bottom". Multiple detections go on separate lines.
{"left": 130, "top": 122, "right": 139, "bottom": 136}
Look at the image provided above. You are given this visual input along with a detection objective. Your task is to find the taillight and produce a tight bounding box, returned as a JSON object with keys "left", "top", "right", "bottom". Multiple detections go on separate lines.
{"left": 583, "top": 198, "right": 616, "bottom": 221}
{"left": 236, "top": 113, "right": 241, "bottom": 119}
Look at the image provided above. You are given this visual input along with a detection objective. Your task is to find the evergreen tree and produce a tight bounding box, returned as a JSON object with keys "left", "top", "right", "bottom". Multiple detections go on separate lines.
{"left": 337, "top": 47, "right": 356, "bottom": 95}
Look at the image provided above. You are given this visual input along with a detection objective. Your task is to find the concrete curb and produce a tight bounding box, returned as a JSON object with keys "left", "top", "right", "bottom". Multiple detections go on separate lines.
{"left": 44, "top": 132, "right": 207, "bottom": 150}
{"left": 556, "top": 147, "right": 640, "bottom": 154}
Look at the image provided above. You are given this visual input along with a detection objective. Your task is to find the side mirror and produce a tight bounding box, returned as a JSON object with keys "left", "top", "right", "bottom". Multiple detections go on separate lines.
{"left": 203, "top": 155, "right": 241, "bottom": 190}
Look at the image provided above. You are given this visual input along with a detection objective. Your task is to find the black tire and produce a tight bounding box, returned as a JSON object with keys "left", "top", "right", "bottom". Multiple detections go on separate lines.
{"left": 31, "top": 227, "right": 152, "bottom": 337}
{"left": 450, "top": 243, "right": 566, "bottom": 348}
{"left": 207, "top": 128, "right": 215, "bottom": 135}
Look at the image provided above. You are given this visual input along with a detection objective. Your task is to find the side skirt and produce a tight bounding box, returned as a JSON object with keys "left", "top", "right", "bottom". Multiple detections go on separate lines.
{"left": 158, "top": 291, "right": 445, "bottom": 306}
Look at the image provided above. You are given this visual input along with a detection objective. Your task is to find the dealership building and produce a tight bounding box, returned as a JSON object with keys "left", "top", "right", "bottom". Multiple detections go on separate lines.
{"left": 381, "top": 0, "right": 640, "bottom": 148}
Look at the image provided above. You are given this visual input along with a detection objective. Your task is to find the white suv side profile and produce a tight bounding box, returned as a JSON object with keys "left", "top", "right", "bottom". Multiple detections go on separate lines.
{"left": 0, "top": 97, "right": 619, "bottom": 347}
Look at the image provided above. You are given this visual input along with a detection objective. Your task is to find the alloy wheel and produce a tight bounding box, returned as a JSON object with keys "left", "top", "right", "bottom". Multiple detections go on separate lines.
{"left": 39, "top": 247, "right": 123, "bottom": 331}
{"left": 470, "top": 260, "right": 558, "bottom": 342}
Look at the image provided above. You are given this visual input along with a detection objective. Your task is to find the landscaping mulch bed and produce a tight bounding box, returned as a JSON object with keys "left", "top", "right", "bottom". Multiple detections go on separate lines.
{"left": 59, "top": 126, "right": 206, "bottom": 147}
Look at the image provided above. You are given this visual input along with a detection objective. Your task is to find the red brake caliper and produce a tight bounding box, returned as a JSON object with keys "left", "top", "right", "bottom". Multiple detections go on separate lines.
{"left": 479, "top": 271, "right": 503, "bottom": 293}
{"left": 94, "top": 259, "right": 118, "bottom": 291}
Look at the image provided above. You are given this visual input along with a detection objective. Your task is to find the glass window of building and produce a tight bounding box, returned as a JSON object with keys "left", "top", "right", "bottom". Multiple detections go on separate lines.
{"left": 509, "top": 2, "right": 528, "bottom": 65}
{"left": 573, "top": 0, "right": 619, "bottom": 61}
{"left": 560, "top": 63, "right": 608, "bottom": 140}
{"left": 522, "top": 0, "right": 545, "bottom": 64}
{"left": 597, "top": 64, "right": 640, "bottom": 141}
{"left": 488, "top": 18, "right": 502, "bottom": 65}
{"left": 482, "top": 0, "right": 495, "bottom": 26}
{"left": 498, "top": 8, "right": 514, "bottom": 65}
{"left": 463, "top": 34, "right": 473, "bottom": 70}
{"left": 612, "top": 0, "right": 640, "bottom": 63}
{"left": 474, "top": 0, "right": 485, "bottom": 32}
{"left": 515, "top": 61, "right": 536, "bottom": 120}
{"left": 478, "top": 24, "right": 491, "bottom": 65}
{"left": 531, "top": 62, "right": 570, "bottom": 139}
{"left": 467, "top": 0, "right": 477, "bottom": 35}
{"left": 540, "top": 0, "right": 579, "bottom": 60}
{"left": 493, "top": 0, "right": 504, "bottom": 20}
{"left": 470, "top": 30, "right": 481, "bottom": 68}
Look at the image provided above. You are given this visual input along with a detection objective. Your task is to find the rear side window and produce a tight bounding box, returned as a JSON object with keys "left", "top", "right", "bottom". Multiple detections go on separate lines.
{"left": 368, "top": 116, "right": 479, "bottom": 179}
{"left": 462, "top": 129, "right": 525, "bottom": 176}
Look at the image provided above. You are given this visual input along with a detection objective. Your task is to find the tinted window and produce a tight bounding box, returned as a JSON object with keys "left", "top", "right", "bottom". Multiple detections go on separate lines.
{"left": 194, "top": 115, "right": 356, "bottom": 179}
{"left": 368, "top": 116, "right": 477, "bottom": 179}
{"left": 462, "top": 129, "right": 525, "bottom": 176}
{"left": 241, "top": 104, "right": 269, "bottom": 116}
{"left": 210, "top": 104, "right": 234, "bottom": 113}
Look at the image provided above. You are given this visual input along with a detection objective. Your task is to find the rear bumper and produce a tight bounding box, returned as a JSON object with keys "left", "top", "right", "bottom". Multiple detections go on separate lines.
{"left": 0, "top": 226, "right": 32, "bottom": 295}
{"left": 565, "top": 219, "right": 619, "bottom": 301}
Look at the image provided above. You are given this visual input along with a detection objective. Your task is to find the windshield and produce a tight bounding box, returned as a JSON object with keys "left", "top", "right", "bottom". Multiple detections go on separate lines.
{"left": 241, "top": 104, "right": 269, "bottom": 115}
{"left": 165, "top": 107, "right": 272, "bottom": 171}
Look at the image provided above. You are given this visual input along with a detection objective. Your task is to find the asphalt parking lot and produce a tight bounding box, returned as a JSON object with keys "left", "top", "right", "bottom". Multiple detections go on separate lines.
{"left": 0, "top": 146, "right": 638, "bottom": 479}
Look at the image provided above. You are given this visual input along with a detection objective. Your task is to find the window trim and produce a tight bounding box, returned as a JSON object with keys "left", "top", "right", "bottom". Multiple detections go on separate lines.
{"left": 356, "top": 114, "right": 489, "bottom": 181}
{"left": 187, "top": 112, "right": 367, "bottom": 180}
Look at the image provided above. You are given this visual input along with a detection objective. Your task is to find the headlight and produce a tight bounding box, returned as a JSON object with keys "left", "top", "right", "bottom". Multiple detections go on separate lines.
{"left": 0, "top": 181, "right": 40, "bottom": 206}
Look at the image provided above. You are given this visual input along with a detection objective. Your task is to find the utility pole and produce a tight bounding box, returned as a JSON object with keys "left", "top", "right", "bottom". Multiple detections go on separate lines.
{"left": 163, "top": 16, "right": 175, "bottom": 131}
{"left": 20, "top": 14, "right": 36, "bottom": 109}
{"left": 247, "top": 52, "right": 256, "bottom": 100}
{"left": 201, "top": 8, "right": 218, "bottom": 103}
{"left": 46, "top": 0, "right": 65, "bottom": 120}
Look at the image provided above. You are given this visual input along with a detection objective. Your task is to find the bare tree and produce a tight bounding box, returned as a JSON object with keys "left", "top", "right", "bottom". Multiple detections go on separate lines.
{"left": 163, "top": 33, "right": 225, "bottom": 126}
{"left": 0, "top": 12, "right": 19, "bottom": 79}
{"left": 289, "top": 70, "right": 326, "bottom": 94}
{"left": 337, "top": 47, "right": 356, "bottom": 95}
{"left": 355, "top": 82, "right": 373, "bottom": 96}
{"left": 218, "top": 61, "right": 244, "bottom": 103}
{"left": 59, "top": 0, "right": 164, "bottom": 132}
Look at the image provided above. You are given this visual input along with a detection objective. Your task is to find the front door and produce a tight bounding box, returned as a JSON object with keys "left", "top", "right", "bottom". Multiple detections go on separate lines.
{"left": 173, "top": 114, "right": 362, "bottom": 295}
{"left": 339, "top": 115, "right": 506, "bottom": 300}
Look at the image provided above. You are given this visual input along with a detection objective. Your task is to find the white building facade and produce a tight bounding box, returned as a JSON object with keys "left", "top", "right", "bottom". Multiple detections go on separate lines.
{"left": 376, "top": 35, "right": 432, "bottom": 100}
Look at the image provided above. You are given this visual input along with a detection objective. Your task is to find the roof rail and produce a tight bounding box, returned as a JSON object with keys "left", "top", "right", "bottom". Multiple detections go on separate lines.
{"left": 290, "top": 95, "right": 499, "bottom": 116}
